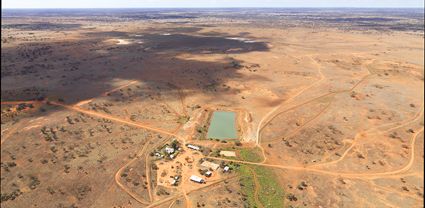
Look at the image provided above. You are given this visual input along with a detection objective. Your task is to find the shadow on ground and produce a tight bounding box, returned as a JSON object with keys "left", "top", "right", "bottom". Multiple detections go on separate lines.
{"left": 1, "top": 26, "right": 270, "bottom": 107}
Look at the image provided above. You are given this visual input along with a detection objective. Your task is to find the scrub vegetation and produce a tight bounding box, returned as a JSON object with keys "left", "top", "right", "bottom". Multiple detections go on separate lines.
{"left": 238, "top": 165, "right": 285, "bottom": 208}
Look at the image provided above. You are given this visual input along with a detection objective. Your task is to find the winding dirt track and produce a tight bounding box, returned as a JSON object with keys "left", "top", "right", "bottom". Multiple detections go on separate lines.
{"left": 206, "top": 125, "right": 422, "bottom": 178}
{"left": 255, "top": 56, "right": 325, "bottom": 144}
{"left": 182, "top": 190, "right": 191, "bottom": 208}
{"left": 114, "top": 142, "right": 151, "bottom": 205}
{"left": 3, "top": 91, "right": 421, "bottom": 207}
{"left": 265, "top": 97, "right": 334, "bottom": 144}
{"left": 309, "top": 105, "right": 424, "bottom": 168}
{"left": 167, "top": 199, "right": 177, "bottom": 208}
{"left": 48, "top": 101, "right": 177, "bottom": 137}
{"left": 102, "top": 80, "right": 138, "bottom": 96}
{"left": 145, "top": 175, "right": 240, "bottom": 208}
{"left": 1, "top": 121, "right": 25, "bottom": 146}
{"left": 1, "top": 81, "right": 191, "bottom": 207}
{"left": 1, "top": 56, "right": 422, "bottom": 206}
{"left": 257, "top": 58, "right": 374, "bottom": 146}
{"left": 259, "top": 70, "right": 372, "bottom": 141}
{"left": 247, "top": 166, "right": 264, "bottom": 208}
{"left": 360, "top": 178, "right": 424, "bottom": 201}
{"left": 0, "top": 101, "right": 41, "bottom": 105}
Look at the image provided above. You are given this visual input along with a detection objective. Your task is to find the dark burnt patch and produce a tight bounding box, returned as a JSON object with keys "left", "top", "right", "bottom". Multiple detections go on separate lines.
{"left": 1, "top": 22, "right": 82, "bottom": 31}
{"left": 141, "top": 33, "right": 268, "bottom": 54}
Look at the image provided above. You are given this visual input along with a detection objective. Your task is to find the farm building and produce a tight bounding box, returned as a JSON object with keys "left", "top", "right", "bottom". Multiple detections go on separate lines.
{"left": 219, "top": 151, "right": 236, "bottom": 157}
{"left": 187, "top": 144, "right": 200, "bottom": 151}
{"left": 165, "top": 147, "right": 175, "bottom": 154}
{"left": 190, "top": 175, "right": 205, "bottom": 184}
{"left": 201, "top": 161, "right": 220, "bottom": 171}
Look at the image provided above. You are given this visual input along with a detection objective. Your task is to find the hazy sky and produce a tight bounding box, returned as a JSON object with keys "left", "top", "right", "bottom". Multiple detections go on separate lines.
{"left": 2, "top": 0, "right": 424, "bottom": 8}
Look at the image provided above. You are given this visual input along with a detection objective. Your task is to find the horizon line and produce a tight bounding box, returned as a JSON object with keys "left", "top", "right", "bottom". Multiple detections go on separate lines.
{"left": 2, "top": 6, "right": 424, "bottom": 9}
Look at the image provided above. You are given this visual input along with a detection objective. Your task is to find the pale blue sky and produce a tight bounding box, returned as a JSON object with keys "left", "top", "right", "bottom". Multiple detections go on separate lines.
{"left": 2, "top": 0, "right": 424, "bottom": 8}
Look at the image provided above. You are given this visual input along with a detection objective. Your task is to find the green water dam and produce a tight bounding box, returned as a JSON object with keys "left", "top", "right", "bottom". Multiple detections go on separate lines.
{"left": 207, "top": 111, "right": 237, "bottom": 140}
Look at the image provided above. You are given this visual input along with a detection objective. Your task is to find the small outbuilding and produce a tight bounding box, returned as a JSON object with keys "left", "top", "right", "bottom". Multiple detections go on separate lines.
{"left": 165, "top": 147, "right": 175, "bottom": 154}
{"left": 190, "top": 175, "right": 205, "bottom": 184}
{"left": 201, "top": 161, "right": 220, "bottom": 171}
{"left": 170, "top": 179, "right": 178, "bottom": 186}
{"left": 219, "top": 151, "right": 236, "bottom": 157}
{"left": 187, "top": 144, "right": 201, "bottom": 151}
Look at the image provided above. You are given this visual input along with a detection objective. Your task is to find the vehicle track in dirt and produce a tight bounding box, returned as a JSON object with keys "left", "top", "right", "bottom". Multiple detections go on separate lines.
{"left": 309, "top": 105, "right": 424, "bottom": 168}
{"left": 264, "top": 97, "right": 335, "bottom": 144}
{"left": 5, "top": 94, "right": 420, "bottom": 206}
{"left": 102, "top": 80, "right": 138, "bottom": 97}
{"left": 49, "top": 101, "right": 178, "bottom": 137}
{"left": 145, "top": 175, "right": 240, "bottom": 208}
{"left": 1, "top": 56, "right": 421, "bottom": 206}
{"left": 257, "top": 58, "right": 374, "bottom": 147}
{"left": 247, "top": 166, "right": 264, "bottom": 208}
{"left": 114, "top": 141, "right": 152, "bottom": 205}
{"left": 1, "top": 120, "right": 26, "bottom": 146}
{"left": 206, "top": 125, "right": 423, "bottom": 179}
{"left": 255, "top": 55, "right": 325, "bottom": 145}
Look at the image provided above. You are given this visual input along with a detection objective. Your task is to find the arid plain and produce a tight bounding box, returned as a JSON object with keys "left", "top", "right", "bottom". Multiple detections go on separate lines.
{"left": 1, "top": 9, "right": 424, "bottom": 208}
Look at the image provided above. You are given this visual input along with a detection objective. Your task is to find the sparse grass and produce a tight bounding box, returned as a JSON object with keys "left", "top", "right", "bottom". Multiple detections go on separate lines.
{"left": 238, "top": 165, "right": 285, "bottom": 208}
{"left": 239, "top": 165, "right": 257, "bottom": 207}
{"left": 196, "top": 125, "right": 208, "bottom": 139}
{"left": 239, "top": 147, "right": 264, "bottom": 163}
{"left": 254, "top": 166, "right": 285, "bottom": 207}
{"left": 209, "top": 146, "right": 264, "bottom": 162}
{"left": 236, "top": 147, "right": 283, "bottom": 207}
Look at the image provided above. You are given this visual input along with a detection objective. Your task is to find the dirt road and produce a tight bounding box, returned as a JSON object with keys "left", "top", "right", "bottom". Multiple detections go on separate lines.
{"left": 206, "top": 126, "right": 423, "bottom": 179}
